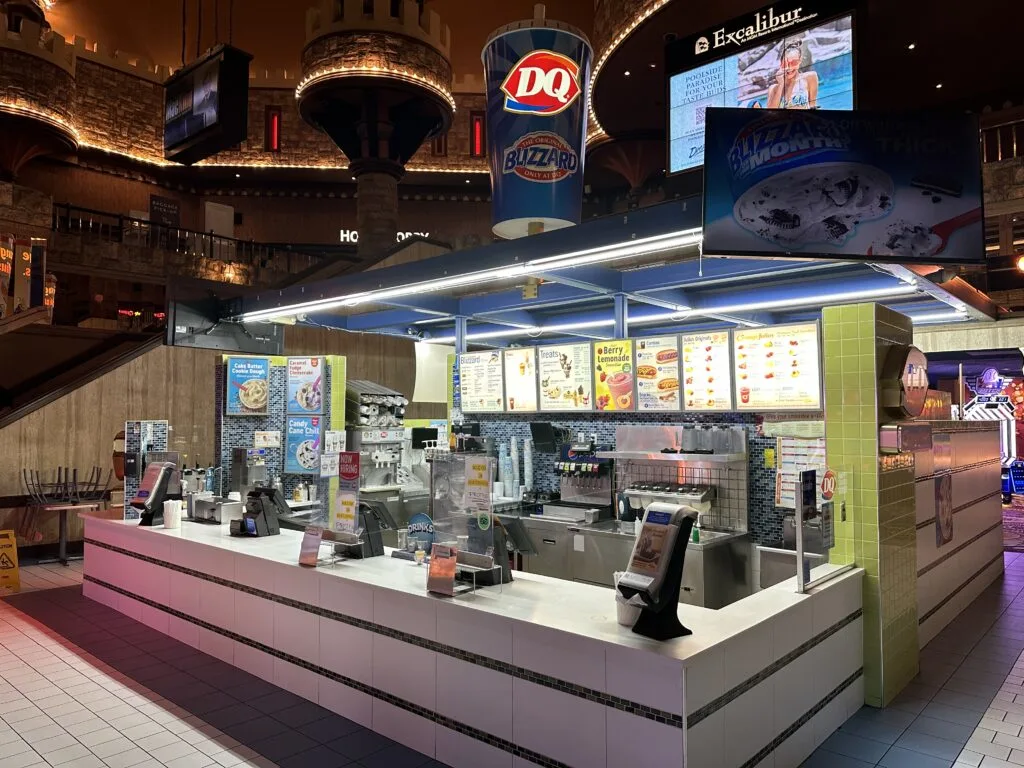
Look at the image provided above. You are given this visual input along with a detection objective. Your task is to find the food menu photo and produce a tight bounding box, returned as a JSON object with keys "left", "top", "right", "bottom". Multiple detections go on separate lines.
{"left": 594, "top": 340, "right": 635, "bottom": 412}
{"left": 285, "top": 416, "right": 322, "bottom": 474}
{"left": 225, "top": 357, "right": 271, "bottom": 416}
{"left": 458, "top": 351, "right": 505, "bottom": 413}
{"left": 503, "top": 348, "right": 538, "bottom": 412}
{"left": 681, "top": 332, "right": 732, "bottom": 411}
{"left": 733, "top": 322, "right": 822, "bottom": 411}
{"left": 635, "top": 336, "right": 681, "bottom": 412}
{"left": 538, "top": 343, "right": 593, "bottom": 412}
{"left": 287, "top": 357, "right": 324, "bottom": 414}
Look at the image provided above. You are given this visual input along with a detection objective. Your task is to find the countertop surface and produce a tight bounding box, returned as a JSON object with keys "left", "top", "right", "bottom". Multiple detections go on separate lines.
{"left": 83, "top": 514, "right": 859, "bottom": 665}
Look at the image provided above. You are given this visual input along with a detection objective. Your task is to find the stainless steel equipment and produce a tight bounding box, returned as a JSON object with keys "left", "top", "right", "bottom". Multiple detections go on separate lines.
{"left": 230, "top": 448, "right": 269, "bottom": 499}
{"left": 190, "top": 496, "right": 242, "bottom": 524}
{"left": 347, "top": 428, "right": 405, "bottom": 488}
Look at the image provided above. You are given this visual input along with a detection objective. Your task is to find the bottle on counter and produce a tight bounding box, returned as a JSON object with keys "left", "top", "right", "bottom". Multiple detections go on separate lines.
{"left": 273, "top": 476, "right": 284, "bottom": 496}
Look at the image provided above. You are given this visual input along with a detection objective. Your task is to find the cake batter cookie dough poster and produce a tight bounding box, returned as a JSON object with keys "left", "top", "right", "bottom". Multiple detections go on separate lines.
{"left": 594, "top": 340, "right": 635, "bottom": 412}
{"left": 701, "top": 108, "right": 984, "bottom": 265}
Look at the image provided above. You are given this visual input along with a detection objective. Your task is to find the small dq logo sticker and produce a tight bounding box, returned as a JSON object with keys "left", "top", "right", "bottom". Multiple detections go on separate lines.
{"left": 500, "top": 50, "right": 582, "bottom": 116}
{"left": 821, "top": 469, "right": 837, "bottom": 501}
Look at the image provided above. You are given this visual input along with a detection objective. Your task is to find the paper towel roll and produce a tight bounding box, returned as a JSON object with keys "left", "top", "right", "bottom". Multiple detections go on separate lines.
{"left": 163, "top": 499, "right": 182, "bottom": 529}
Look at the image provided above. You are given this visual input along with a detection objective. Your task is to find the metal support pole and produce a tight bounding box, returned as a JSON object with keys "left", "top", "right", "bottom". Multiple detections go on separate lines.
{"left": 613, "top": 293, "right": 628, "bottom": 338}
{"left": 454, "top": 316, "right": 468, "bottom": 355}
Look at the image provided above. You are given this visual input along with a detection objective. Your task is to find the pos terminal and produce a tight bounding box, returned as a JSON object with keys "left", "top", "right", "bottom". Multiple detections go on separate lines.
{"left": 132, "top": 462, "right": 181, "bottom": 526}
{"left": 616, "top": 502, "right": 697, "bottom": 641}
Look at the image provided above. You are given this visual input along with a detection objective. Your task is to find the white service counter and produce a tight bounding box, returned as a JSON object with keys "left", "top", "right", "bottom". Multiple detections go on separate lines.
{"left": 80, "top": 515, "right": 864, "bottom": 768}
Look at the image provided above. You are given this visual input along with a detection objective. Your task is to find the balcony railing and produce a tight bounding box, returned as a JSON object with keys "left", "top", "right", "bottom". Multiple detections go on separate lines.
{"left": 51, "top": 203, "right": 344, "bottom": 280}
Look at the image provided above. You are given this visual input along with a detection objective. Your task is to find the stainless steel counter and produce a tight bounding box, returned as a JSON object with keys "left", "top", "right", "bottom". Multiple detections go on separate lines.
{"left": 519, "top": 515, "right": 751, "bottom": 608}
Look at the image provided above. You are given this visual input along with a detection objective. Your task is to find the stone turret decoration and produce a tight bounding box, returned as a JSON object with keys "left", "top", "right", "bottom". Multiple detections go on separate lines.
{"left": 296, "top": 0, "right": 455, "bottom": 260}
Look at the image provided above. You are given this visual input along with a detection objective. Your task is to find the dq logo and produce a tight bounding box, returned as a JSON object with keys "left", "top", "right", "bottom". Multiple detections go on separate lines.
{"left": 500, "top": 50, "right": 582, "bottom": 116}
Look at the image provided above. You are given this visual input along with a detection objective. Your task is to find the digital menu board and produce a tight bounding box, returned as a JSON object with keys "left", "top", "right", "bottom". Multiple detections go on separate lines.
{"left": 733, "top": 322, "right": 821, "bottom": 411}
{"left": 594, "top": 340, "right": 635, "bottom": 412}
{"left": 667, "top": 0, "right": 854, "bottom": 173}
{"left": 459, "top": 351, "right": 505, "bottom": 412}
{"left": 681, "top": 332, "right": 733, "bottom": 411}
{"left": 635, "top": 336, "right": 681, "bottom": 412}
{"left": 538, "top": 343, "right": 593, "bottom": 411}
{"left": 503, "top": 348, "right": 538, "bottom": 413}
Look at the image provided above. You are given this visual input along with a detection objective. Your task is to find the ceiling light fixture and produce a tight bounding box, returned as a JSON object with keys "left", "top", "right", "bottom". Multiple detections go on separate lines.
{"left": 935, "top": 83, "right": 943, "bottom": 89}
{"left": 240, "top": 228, "right": 702, "bottom": 322}
{"left": 907, "top": 43, "right": 916, "bottom": 50}
{"left": 908, "top": 310, "right": 969, "bottom": 324}
{"left": 624, "top": 70, "right": 631, "bottom": 76}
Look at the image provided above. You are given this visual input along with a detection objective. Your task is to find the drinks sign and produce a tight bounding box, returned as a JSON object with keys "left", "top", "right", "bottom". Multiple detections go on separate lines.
{"left": 594, "top": 340, "right": 635, "bottom": 412}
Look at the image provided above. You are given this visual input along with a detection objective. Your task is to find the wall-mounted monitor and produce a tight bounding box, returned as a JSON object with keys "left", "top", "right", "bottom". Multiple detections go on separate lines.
{"left": 164, "top": 45, "right": 253, "bottom": 166}
{"left": 666, "top": 0, "right": 855, "bottom": 174}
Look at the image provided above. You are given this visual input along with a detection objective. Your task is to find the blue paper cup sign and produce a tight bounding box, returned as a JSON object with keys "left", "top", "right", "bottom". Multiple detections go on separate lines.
{"left": 285, "top": 416, "right": 321, "bottom": 474}
{"left": 482, "top": 9, "right": 592, "bottom": 239}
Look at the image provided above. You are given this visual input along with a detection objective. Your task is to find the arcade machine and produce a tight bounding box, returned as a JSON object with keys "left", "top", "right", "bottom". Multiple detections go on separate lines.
{"left": 959, "top": 369, "right": 1020, "bottom": 502}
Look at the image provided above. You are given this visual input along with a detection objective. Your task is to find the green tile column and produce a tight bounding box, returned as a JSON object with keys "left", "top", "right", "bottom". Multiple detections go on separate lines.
{"left": 822, "top": 303, "right": 918, "bottom": 707}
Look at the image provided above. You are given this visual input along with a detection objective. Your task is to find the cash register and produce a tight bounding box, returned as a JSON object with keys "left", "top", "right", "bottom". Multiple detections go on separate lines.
{"left": 230, "top": 487, "right": 287, "bottom": 537}
{"left": 132, "top": 461, "right": 181, "bottom": 526}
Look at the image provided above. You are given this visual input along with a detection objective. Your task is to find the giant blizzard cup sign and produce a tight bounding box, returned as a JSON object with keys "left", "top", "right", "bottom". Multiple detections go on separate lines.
{"left": 482, "top": 15, "right": 592, "bottom": 239}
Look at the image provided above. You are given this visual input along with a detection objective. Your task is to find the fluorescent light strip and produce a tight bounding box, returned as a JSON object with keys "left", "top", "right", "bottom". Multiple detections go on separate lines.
{"left": 908, "top": 311, "right": 970, "bottom": 324}
{"left": 422, "top": 285, "right": 922, "bottom": 343}
{"left": 241, "top": 228, "right": 702, "bottom": 322}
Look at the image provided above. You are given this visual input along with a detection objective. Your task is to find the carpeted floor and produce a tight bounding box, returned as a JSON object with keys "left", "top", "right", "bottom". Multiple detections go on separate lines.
{"left": 1004, "top": 500, "right": 1024, "bottom": 551}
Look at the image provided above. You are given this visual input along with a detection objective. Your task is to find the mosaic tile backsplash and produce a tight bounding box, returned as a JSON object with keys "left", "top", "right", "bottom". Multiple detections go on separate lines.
{"left": 123, "top": 420, "right": 169, "bottom": 520}
{"left": 476, "top": 411, "right": 783, "bottom": 545}
{"left": 215, "top": 363, "right": 334, "bottom": 505}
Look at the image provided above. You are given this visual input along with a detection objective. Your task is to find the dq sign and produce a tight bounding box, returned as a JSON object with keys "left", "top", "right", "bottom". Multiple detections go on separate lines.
{"left": 500, "top": 50, "right": 582, "bottom": 116}
{"left": 482, "top": 14, "right": 592, "bottom": 239}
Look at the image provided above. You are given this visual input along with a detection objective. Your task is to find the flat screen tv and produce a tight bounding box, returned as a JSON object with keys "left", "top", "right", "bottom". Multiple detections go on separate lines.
{"left": 164, "top": 45, "right": 253, "bottom": 165}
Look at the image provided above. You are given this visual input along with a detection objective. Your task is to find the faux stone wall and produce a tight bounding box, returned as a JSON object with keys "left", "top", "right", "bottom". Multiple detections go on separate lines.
{"left": 407, "top": 91, "right": 486, "bottom": 170}
{"left": 984, "top": 157, "right": 1024, "bottom": 208}
{"left": 0, "top": 48, "right": 76, "bottom": 130}
{"left": 355, "top": 172, "right": 399, "bottom": 259}
{"left": 301, "top": 31, "right": 453, "bottom": 98}
{"left": 74, "top": 60, "right": 164, "bottom": 161}
{"left": 0, "top": 181, "right": 52, "bottom": 237}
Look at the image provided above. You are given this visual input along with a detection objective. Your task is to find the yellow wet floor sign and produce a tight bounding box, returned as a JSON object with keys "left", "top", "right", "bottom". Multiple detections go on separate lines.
{"left": 0, "top": 529, "right": 20, "bottom": 593}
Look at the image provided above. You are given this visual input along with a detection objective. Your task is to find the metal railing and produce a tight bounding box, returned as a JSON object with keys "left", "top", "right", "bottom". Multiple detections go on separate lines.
{"left": 51, "top": 203, "right": 332, "bottom": 278}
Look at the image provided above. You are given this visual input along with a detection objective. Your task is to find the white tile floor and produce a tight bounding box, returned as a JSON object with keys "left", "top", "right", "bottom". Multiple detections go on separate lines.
{"left": 0, "top": 566, "right": 447, "bottom": 768}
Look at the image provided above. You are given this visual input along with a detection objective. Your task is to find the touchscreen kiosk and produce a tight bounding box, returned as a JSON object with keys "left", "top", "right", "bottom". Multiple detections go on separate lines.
{"left": 617, "top": 502, "right": 697, "bottom": 641}
{"left": 132, "top": 462, "right": 178, "bottom": 526}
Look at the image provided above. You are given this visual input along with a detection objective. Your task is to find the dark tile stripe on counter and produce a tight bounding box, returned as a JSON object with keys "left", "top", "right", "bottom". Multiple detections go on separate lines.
{"left": 686, "top": 608, "right": 862, "bottom": 728}
{"left": 916, "top": 520, "right": 1003, "bottom": 577}
{"left": 919, "top": 551, "right": 1005, "bottom": 625}
{"left": 83, "top": 574, "right": 573, "bottom": 768}
{"left": 914, "top": 489, "right": 1003, "bottom": 530}
{"left": 84, "top": 537, "right": 683, "bottom": 727}
{"left": 914, "top": 457, "right": 1001, "bottom": 483}
{"left": 738, "top": 668, "right": 864, "bottom": 768}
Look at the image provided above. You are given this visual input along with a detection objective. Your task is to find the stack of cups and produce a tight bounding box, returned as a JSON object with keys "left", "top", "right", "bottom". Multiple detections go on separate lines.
{"left": 163, "top": 499, "right": 182, "bottom": 529}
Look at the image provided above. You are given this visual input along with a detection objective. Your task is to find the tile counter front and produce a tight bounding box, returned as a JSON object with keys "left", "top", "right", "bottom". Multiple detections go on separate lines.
{"left": 80, "top": 516, "right": 864, "bottom": 768}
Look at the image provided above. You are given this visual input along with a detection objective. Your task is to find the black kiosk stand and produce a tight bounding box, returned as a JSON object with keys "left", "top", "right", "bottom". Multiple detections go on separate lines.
{"left": 616, "top": 505, "right": 696, "bottom": 642}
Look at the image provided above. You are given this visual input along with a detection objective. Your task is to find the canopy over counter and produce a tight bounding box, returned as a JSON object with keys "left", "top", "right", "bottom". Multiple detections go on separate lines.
{"left": 220, "top": 198, "right": 996, "bottom": 350}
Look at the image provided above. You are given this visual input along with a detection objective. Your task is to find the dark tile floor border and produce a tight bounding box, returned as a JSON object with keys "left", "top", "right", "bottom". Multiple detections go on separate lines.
{"left": 916, "top": 520, "right": 1003, "bottom": 577}
{"left": 687, "top": 608, "right": 862, "bottom": 727}
{"left": 83, "top": 574, "right": 575, "bottom": 768}
{"left": 739, "top": 668, "right": 864, "bottom": 768}
{"left": 919, "top": 550, "right": 1005, "bottom": 626}
{"left": 84, "top": 538, "right": 682, "bottom": 726}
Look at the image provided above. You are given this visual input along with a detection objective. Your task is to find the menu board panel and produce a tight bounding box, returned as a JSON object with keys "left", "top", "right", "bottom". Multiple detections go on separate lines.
{"left": 285, "top": 416, "right": 322, "bottom": 474}
{"left": 594, "top": 340, "right": 635, "bottom": 412}
{"left": 287, "top": 357, "right": 324, "bottom": 414}
{"left": 459, "top": 351, "right": 504, "bottom": 412}
{"left": 681, "top": 331, "right": 732, "bottom": 411}
{"left": 733, "top": 323, "right": 822, "bottom": 411}
{"left": 503, "top": 348, "right": 538, "bottom": 412}
{"left": 635, "top": 336, "right": 681, "bottom": 412}
{"left": 225, "top": 357, "right": 270, "bottom": 416}
{"left": 538, "top": 343, "right": 593, "bottom": 411}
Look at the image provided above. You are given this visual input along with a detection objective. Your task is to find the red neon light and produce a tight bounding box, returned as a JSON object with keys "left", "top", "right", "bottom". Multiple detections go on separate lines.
{"left": 270, "top": 112, "right": 280, "bottom": 151}
{"left": 472, "top": 116, "right": 483, "bottom": 156}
